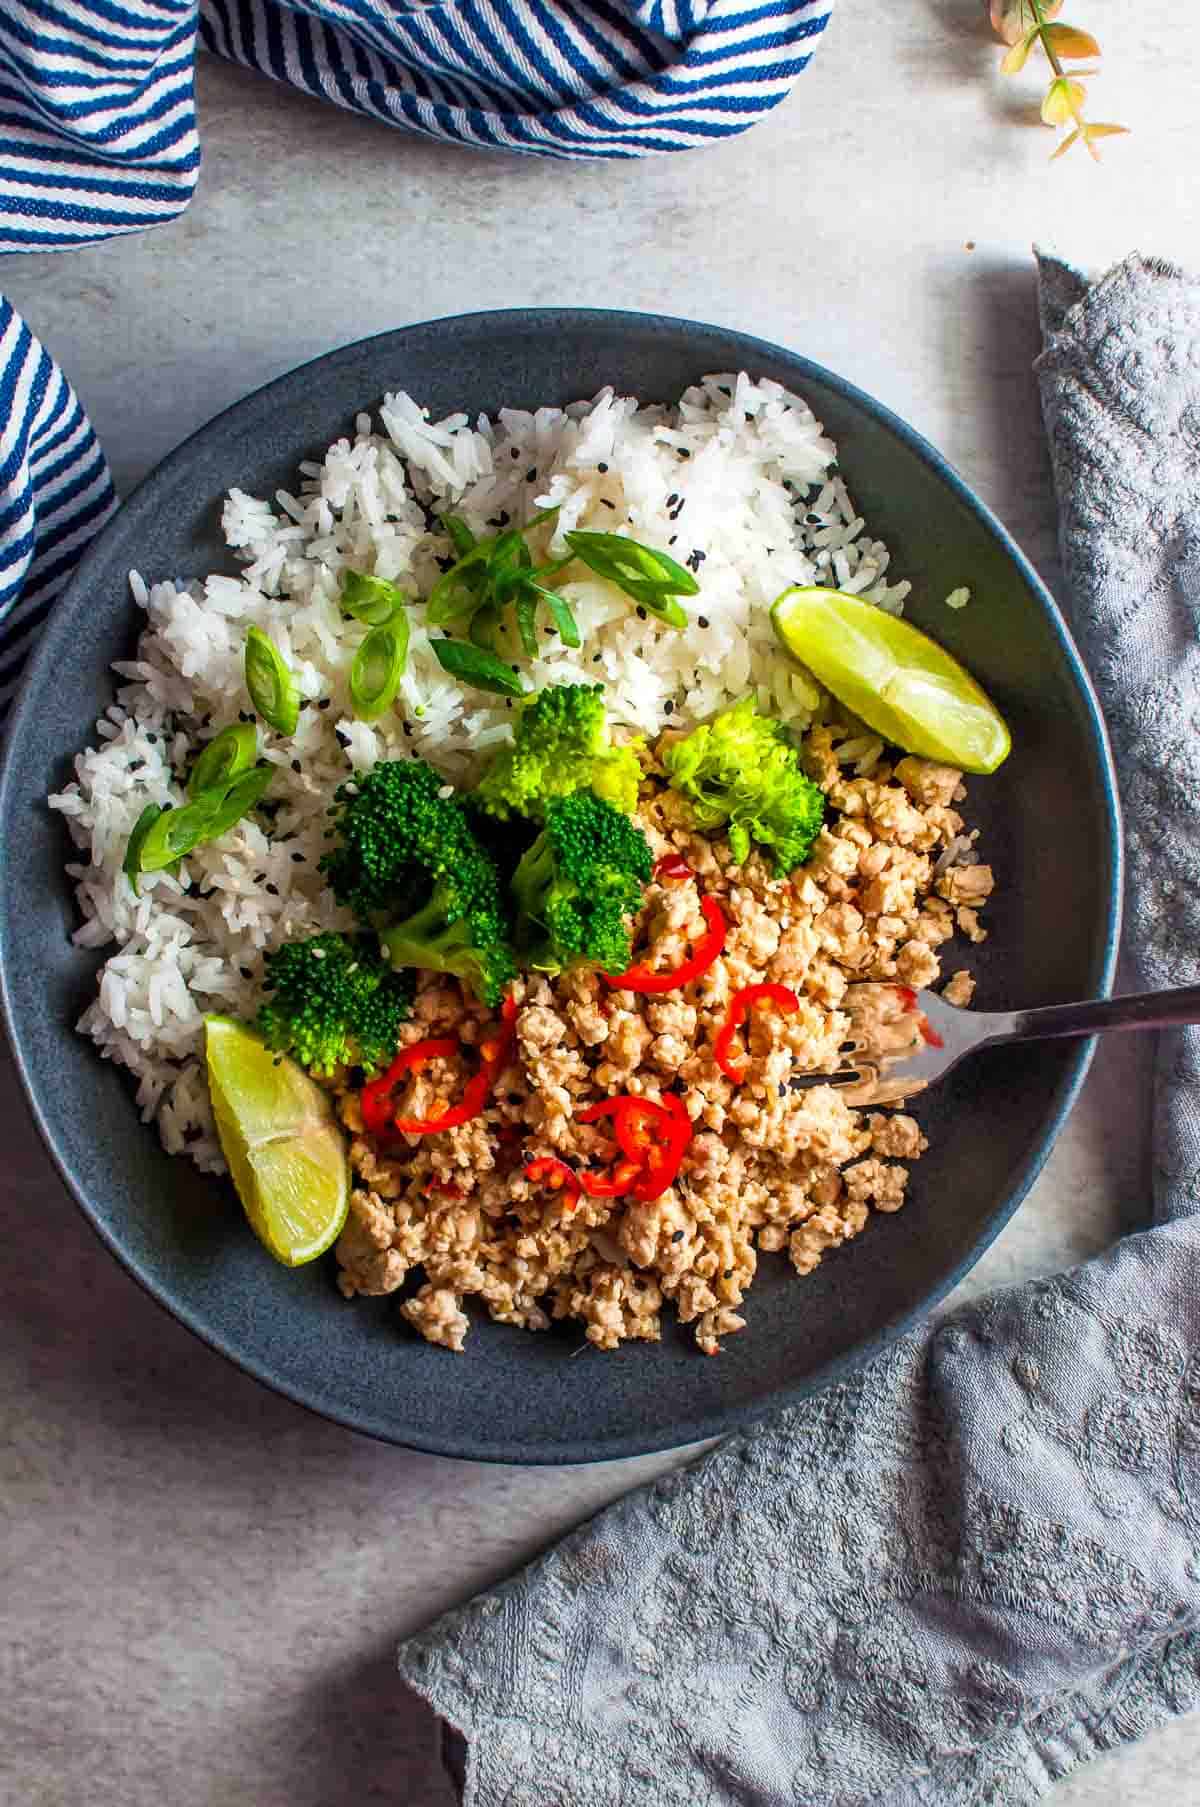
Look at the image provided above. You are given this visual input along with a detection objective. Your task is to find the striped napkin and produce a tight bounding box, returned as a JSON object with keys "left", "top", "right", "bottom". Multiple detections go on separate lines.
{"left": 0, "top": 0, "right": 834, "bottom": 709}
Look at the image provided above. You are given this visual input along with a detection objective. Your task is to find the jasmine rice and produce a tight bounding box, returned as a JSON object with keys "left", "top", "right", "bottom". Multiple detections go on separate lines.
{"left": 49, "top": 374, "right": 911, "bottom": 1171}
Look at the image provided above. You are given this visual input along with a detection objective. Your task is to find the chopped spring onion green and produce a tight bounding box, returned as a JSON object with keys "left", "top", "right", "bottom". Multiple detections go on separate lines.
{"left": 350, "top": 616, "right": 409, "bottom": 720}
{"left": 137, "top": 794, "right": 227, "bottom": 873}
{"left": 426, "top": 540, "right": 494, "bottom": 627}
{"left": 425, "top": 508, "right": 575, "bottom": 656}
{"left": 122, "top": 803, "right": 164, "bottom": 894}
{"left": 126, "top": 764, "right": 275, "bottom": 881}
{"left": 341, "top": 569, "right": 407, "bottom": 626}
{"left": 442, "top": 515, "right": 477, "bottom": 558}
{"left": 188, "top": 722, "right": 257, "bottom": 797}
{"left": 514, "top": 587, "right": 539, "bottom": 658}
{"left": 529, "top": 583, "right": 580, "bottom": 649}
{"left": 199, "top": 763, "right": 276, "bottom": 840}
{"left": 468, "top": 601, "right": 503, "bottom": 650}
{"left": 563, "top": 530, "right": 698, "bottom": 629}
{"left": 431, "top": 638, "right": 527, "bottom": 698}
{"left": 244, "top": 627, "right": 300, "bottom": 735}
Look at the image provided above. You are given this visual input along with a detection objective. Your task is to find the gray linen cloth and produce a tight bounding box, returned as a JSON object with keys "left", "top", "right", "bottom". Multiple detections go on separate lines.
{"left": 398, "top": 252, "right": 1200, "bottom": 1806}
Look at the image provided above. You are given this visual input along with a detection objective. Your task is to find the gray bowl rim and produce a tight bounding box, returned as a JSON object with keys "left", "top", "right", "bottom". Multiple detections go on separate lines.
{"left": 0, "top": 306, "right": 1123, "bottom": 1463}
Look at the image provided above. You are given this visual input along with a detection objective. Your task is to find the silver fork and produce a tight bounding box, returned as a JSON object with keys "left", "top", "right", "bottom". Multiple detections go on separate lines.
{"left": 821, "top": 981, "right": 1200, "bottom": 1105}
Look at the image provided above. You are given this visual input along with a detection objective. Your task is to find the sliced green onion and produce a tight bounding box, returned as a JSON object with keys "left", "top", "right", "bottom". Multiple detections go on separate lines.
{"left": 469, "top": 602, "right": 503, "bottom": 650}
{"left": 486, "top": 531, "right": 532, "bottom": 606}
{"left": 524, "top": 505, "right": 561, "bottom": 531}
{"left": 188, "top": 722, "right": 257, "bottom": 798}
{"left": 122, "top": 803, "right": 164, "bottom": 894}
{"left": 431, "top": 638, "right": 527, "bottom": 698}
{"left": 350, "top": 616, "right": 409, "bottom": 720}
{"left": 514, "top": 588, "right": 539, "bottom": 659}
{"left": 537, "top": 586, "right": 581, "bottom": 649}
{"left": 199, "top": 763, "right": 275, "bottom": 841}
{"left": 136, "top": 795, "right": 226, "bottom": 873}
{"left": 563, "top": 530, "right": 698, "bottom": 629}
{"left": 244, "top": 626, "right": 300, "bottom": 735}
{"left": 442, "top": 515, "right": 477, "bottom": 558}
{"left": 341, "top": 569, "right": 406, "bottom": 627}
{"left": 132, "top": 764, "right": 274, "bottom": 877}
{"left": 426, "top": 542, "right": 494, "bottom": 627}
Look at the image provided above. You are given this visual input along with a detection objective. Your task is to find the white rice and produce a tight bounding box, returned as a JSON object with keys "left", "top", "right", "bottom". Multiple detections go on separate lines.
{"left": 49, "top": 373, "right": 912, "bottom": 1171}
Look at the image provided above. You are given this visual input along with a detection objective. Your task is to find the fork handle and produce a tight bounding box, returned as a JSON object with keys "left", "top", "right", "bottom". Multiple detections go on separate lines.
{"left": 1008, "top": 983, "right": 1200, "bottom": 1043}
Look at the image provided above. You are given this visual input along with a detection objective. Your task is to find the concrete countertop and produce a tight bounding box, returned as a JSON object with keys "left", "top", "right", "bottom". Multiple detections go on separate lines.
{"left": 3, "top": 5, "right": 1198, "bottom": 1801}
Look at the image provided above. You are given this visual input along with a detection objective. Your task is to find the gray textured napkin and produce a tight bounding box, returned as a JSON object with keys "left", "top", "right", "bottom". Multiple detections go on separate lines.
{"left": 397, "top": 252, "right": 1200, "bottom": 1807}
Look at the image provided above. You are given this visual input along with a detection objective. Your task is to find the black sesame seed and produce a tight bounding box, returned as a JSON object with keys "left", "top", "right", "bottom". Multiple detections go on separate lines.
{"left": 666, "top": 493, "right": 679, "bottom": 508}
{"left": 698, "top": 615, "right": 709, "bottom": 628}
{"left": 672, "top": 1229, "right": 685, "bottom": 1243}
{"left": 265, "top": 883, "right": 279, "bottom": 897}
{"left": 402, "top": 720, "right": 413, "bottom": 738}
{"left": 291, "top": 851, "right": 305, "bottom": 863}
{"left": 291, "top": 759, "right": 302, "bottom": 773}
{"left": 253, "top": 872, "right": 266, "bottom": 884}
{"left": 636, "top": 606, "right": 647, "bottom": 621}
{"left": 677, "top": 447, "right": 691, "bottom": 459}
{"left": 669, "top": 536, "right": 678, "bottom": 546}
{"left": 240, "top": 966, "right": 253, "bottom": 980}
{"left": 664, "top": 700, "right": 674, "bottom": 716}
{"left": 128, "top": 758, "right": 145, "bottom": 772}
{"left": 592, "top": 653, "right": 602, "bottom": 664}
{"left": 597, "top": 462, "right": 609, "bottom": 473}
{"left": 317, "top": 697, "right": 331, "bottom": 711}
{"left": 724, "top": 1266, "right": 734, "bottom": 1279}
{"left": 526, "top": 467, "right": 537, "bottom": 482}
{"left": 511, "top": 447, "right": 521, "bottom": 460}
{"left": 601, "top": 498, "right": 616, "bottom": 510}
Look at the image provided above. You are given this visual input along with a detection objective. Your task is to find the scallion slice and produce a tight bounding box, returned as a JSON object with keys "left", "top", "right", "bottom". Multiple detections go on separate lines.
{"left": 199, "top": 763, "right": 275, "bottom": 840}
{"left": 341, "top": 569, "right": 407, "bottom": 627}
{"left": 563, "top": 529, "right": 698, "bottom": 629}
{"left": 244, "top": 627, "right": 300, "bottom": 735}
{"left": 442, "top": 515, "right": 477, "bottom": 559}
{"left": 426, "top": 541, "right": 494, "bottom": 627}
{"left": 431, "top": 638, "right": 527, "bottom": 698}
{"left": 136, "top": 794, "right": 226, "bottom": 873}
{"left": 350, "top": 616, "right": 409, "bottom": 720}
{"left": 188, "top": 722, "right": 257, "bottom": 798}
{"left": 122, "top": 803, "right": 164, "bottom": 894}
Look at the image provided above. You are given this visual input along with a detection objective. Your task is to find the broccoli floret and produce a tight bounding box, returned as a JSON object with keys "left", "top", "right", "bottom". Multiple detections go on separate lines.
{"left": 510, "top": 789, "right": 652, "bottom": 975}
{"left": 474, "top": 683, "right": 643, "bottom": 820}
{"left": 257, "top": 932, "right": 414, "bottom": 1076}
{"left": 321, "top": 759, "right": 516, "bottom": 1007}
{"left": 661, "top": 695, "right": 826, "bottom": 874}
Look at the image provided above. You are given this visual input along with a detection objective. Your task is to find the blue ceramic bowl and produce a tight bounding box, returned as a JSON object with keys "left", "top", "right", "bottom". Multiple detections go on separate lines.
{"left": 0, "top": 311, "right": 1121, "bottom": 1463}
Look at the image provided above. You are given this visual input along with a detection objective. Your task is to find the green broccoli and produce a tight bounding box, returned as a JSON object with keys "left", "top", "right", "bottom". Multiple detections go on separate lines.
{"left": 321, "top": 759, "right": 516, "bottom": 1007}
{"left": 510, "top": 789, "right": 652, "bottom": 975}
{"left": 474, "top": 682, "right": 643, "bottom": 821}
{"left": 257, "top": 932, "right": 414, "bottom": 1076}
{"left": 661, "top": 695, "right": 826, "bottom": 874}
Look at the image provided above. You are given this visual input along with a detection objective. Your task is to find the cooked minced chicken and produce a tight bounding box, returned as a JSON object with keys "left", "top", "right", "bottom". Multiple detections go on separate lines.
{"left": 334, "top": 732, "right": 992, "bottom": 1354}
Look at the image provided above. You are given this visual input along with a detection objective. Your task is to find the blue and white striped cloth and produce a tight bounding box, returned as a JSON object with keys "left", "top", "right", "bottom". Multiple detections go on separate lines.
{"left": 0, "top": 0, "right": 833, "bottom": 719}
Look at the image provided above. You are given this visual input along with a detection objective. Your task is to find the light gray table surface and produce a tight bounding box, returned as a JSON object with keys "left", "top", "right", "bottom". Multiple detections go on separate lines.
{"left": 3, "top": 8, "right": 1199, "bottom": 1803}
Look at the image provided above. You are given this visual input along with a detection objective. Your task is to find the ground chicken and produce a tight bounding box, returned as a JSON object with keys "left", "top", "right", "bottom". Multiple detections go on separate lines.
{"left": 333, "top": 728, "right": 993, "bottom": 1354}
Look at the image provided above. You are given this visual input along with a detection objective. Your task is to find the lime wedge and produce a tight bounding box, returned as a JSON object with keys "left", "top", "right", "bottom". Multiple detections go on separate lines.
{"left": 771, "top": 586, "right": 1011, "bottom": 774}
{"left": 204, "top": 1015, "right": 349, "bottom": 1266}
